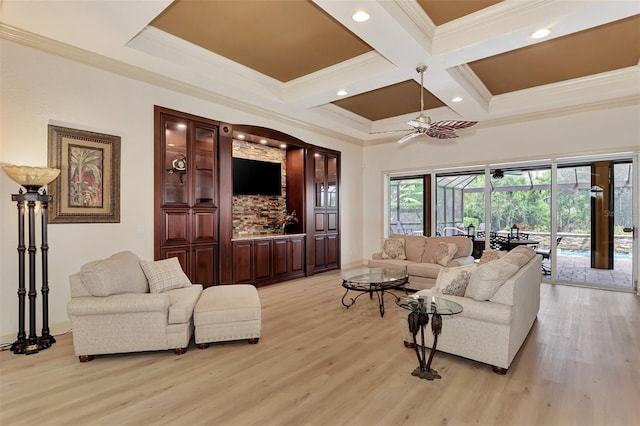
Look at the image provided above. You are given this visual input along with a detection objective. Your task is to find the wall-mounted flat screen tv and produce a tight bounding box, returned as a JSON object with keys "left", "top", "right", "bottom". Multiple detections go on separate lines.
{"left": 233, "top": 157, "right": 282, "bottom": 196}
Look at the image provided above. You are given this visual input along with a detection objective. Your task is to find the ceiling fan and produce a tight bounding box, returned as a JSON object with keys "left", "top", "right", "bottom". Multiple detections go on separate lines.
{"left": 396, "top": 65, "right": 478, "bottom": 144}
{"left": 491, "top": 169, "right": 524, "bottom": 179}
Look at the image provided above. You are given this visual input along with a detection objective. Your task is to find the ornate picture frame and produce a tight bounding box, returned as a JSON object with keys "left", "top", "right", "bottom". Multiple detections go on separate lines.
{"left": 47, "top": 125, "right": 121, "bottom": 223}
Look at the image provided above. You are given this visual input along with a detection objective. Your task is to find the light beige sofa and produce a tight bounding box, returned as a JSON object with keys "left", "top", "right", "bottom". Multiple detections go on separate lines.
{"left": 369, "top": 234, "right": 475, "bottom": 290}
{"left": 398, "top": 247, "right": 542, "bottom": 373}
{"left": 67, "top": 251, "right": 202, "bottom": 362}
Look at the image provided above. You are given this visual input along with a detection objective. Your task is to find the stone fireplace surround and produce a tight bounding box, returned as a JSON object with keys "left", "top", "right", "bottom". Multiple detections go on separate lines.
{"left": 232, "top": 139, "right": 288, "bottom": 236}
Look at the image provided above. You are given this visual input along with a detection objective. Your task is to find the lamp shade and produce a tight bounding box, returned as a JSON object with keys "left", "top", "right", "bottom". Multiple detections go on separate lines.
{"left": 3, "top": 165, "right": 60, "bottom": 191}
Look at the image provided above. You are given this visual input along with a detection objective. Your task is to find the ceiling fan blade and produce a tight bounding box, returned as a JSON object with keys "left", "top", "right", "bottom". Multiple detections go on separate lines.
{"left": 369, "top": 129, "right": 411, "bottom": 135}
{"left": 431, "top": 120, "right": 478, "bottom": 131}
{"left": 397, "top": 131, "right": 420, "bottom": 144}
{"left": 426, "top": 128, "right": 458, "bottom": 139}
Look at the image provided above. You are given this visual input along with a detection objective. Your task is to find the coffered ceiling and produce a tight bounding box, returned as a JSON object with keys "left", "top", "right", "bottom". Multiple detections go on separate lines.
{"left": 1, "top": 0, "right": 639, "bottom": 144}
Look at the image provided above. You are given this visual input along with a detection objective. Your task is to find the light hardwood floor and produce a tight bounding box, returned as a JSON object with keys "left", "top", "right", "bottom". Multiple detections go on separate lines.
{"left": 1, "top": 271, "right": 639, "bottom": 426}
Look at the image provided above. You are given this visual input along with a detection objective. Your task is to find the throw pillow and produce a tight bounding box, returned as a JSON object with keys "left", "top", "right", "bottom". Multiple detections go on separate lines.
{"left": 464, "top": 259, "right": 520, "bottom": 301}
{"left": 431, "top": 242, "right": 458, "bottom": 266}
{"left": 381, "top": 238, "right": 407, "bottom": 260}
{"left": 139, "top": 257, "right": 192, "bottom": 293}
{"left": 479, "top": 249, "right": 507, "bottom": 264}
{"left": 434, "top": 263, "right": 477, "bottom": 296}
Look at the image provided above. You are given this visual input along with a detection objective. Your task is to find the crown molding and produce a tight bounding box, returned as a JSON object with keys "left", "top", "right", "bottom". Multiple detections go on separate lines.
{"left": 0, "top": 23, "right": 364, "bottom": 147}
{"left": 480, "top": 95, "right": 640, "bottom": 130}
{"left": 363, "top": 94, "right": 640, "bottom": 147}
{"left": 391, "top": 0, "right": 436, "bottom": 41}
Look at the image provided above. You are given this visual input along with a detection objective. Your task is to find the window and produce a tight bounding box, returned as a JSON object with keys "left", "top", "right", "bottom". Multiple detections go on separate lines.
{"left": 389, "top": 177, "right": 424, "bottom": 235}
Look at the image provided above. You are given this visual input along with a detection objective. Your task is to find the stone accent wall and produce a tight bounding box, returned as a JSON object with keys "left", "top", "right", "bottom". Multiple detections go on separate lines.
{"left": 232, "top": 140, "right": 287, "bottom": 236}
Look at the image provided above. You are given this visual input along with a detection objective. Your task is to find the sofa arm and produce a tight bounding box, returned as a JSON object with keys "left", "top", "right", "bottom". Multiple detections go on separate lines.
{"left": 67, "top": 293, "right": 171, "bottom": 316}
{"left": 372, "top": 252, "right": 383, "bottom": 260}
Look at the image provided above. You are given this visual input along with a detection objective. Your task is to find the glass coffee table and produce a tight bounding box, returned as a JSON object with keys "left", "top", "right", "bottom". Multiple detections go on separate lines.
{"left": 341, "top": 267, "right": 409, "bottom": 317}
{"left": 396, "top": 295, "right": 463, "bottom": 380}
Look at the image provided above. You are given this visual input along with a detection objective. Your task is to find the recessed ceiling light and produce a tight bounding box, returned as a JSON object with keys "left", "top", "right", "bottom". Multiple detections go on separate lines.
{"left": 352, "top": 10, "right": 369, "bottom": 22}
{"left": 531, "top": 28, "right": 550, "bottom": 39}
{"left": 337, "top": 89, "right": 348, "bottom": 96}
{"left": 452, "top": 96, "right": 463, "bottom": 103}
{"left": 260, "top": 139, "right": 267, "bottom": 144}
{"left": 237, "top": 134, "right": 245, "bottom": 139}
{"left": 280, "top": 143, "right": 287, "bottom": 149}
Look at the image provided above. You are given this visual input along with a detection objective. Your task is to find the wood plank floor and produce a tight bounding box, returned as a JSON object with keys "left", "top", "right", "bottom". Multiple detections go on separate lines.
{"left": 1, "top": 271, "right": 639, "bottom": 426}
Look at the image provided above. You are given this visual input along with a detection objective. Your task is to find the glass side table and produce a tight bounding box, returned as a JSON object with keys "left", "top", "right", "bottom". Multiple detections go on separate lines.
{"left": 396, "top": 295, "right": 463, "bottom": 380}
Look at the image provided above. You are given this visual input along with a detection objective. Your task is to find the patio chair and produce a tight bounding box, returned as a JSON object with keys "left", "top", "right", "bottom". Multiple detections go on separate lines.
{"left": 534, "top": 237, "right": 563, "bottom": 275}
{"left": 441, "top": 226, "right": 467, "bottom": 236}
{"left": 489, "top": 235, "right": 509, "bottom": 251}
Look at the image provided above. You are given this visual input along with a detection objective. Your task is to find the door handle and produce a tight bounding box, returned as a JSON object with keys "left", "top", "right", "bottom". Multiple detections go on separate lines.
{"left": 622, "top": 226, "right": 636, "bottom": 239}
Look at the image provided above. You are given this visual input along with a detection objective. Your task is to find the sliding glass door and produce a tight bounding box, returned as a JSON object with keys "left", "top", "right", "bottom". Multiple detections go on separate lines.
{"left": 393, "top": 154, "right": 637, "bottom": 292}
{"left": 389, "top": 177, "right": 425, "bottom": 235}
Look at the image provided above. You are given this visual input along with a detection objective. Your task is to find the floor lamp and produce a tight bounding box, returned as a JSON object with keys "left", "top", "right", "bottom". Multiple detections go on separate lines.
{"left": 3, "top": 165, "right": 60, "bottom": 355}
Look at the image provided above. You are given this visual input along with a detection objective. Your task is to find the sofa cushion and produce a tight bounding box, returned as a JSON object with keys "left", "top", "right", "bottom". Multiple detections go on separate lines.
{"left": 509, "top": 245, "right": 536, "bottom": 261}
{"left": 381, "top": 238, "right": 406, "bottom": 260}
{"left": 368, "top": 258, "right": 414, "bottom": 269}
{"left": 464, "top": 259, "right": 520, "bottom": 301}
{"left": 479, "top": 249, "right": 506, "bottom": 264}
{"left": 80, "top": 251, "right": 149, "bottom": 297}
{"left": 434, "top": 263, "right": 477, "bottom": 296}
{"left": 406, "top": 263, "right": 443, "bottom": 279}
{"left": 389, "top": 234, "right": 427, "bottom": 262}
{"left": 140, "top": 257, "right": 192, "bottom": 293}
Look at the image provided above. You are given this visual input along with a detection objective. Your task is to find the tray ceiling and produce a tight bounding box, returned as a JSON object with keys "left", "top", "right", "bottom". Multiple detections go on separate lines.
{"left": 1, "top": 0, "right": 639, "bottom": 143}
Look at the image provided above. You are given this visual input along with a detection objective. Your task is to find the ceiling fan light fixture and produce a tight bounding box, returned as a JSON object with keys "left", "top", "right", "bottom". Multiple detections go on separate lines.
{"left": 395, "top": 64, "right": 478, "bottom": 145}
{"left": 352, "top": 10, "right": 370, "bottom": 22}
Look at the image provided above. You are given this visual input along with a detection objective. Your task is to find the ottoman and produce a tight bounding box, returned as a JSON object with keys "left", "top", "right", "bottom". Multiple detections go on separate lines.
{"left": 194, "top": 284, "right": 261, "bottom": 348}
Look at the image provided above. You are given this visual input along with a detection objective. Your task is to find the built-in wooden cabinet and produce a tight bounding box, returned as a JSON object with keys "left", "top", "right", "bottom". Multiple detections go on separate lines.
{"left": 232, "top": 235, "right": 305, "bottom": 286}
{"left": 308, "top": 150, "right": 340, "bottom": 273}
{"left": 155, "top": 108, "right": 339, "bottom": 287}
{"left": 154, "top": 107, "right": 221, "bottom": 288}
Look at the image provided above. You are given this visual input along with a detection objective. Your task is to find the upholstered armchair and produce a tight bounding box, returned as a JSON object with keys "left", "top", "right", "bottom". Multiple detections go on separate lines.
{"left": 67, "top": 251, "right": 202, "bottom": 362}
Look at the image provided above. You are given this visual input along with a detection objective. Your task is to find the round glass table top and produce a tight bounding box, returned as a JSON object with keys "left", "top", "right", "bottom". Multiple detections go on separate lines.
{"left": 396, "top": 295, "right": 463, "bottom": 315}
{"left": 342, "top": 267, "right": 408, "bottom": 286}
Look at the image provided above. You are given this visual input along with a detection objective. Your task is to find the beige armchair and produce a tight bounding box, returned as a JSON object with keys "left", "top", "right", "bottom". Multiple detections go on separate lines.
{"left": 67, "top": 251, "right": 202, "bottom": 362}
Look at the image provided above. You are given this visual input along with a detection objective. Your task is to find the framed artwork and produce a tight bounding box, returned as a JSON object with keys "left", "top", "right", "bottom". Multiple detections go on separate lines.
{"left": 47, "top": 125, "right": 121, "bottom": 223}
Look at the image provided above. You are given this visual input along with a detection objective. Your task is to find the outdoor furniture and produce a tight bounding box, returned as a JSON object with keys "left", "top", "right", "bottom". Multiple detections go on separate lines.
{"left": 534, "top": 237, "right": 563, "bottom": 275}
{"left": 490, "top": 235, "right": 510, "bottom": 251}
{"left": 441, "top": 226, "right": 467, "bottom": 236}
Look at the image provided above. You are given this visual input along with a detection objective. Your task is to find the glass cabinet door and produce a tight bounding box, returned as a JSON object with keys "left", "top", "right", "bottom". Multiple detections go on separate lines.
{"left": 327, "top": 155, "right": 337, "bottom": 208}
{"left": 194, "top": 126, "right": 216, "bottom": 205}
{"left": 164, "top": 119, "right": 188, "bottom": 204}
{"left": 315, "top": 153, "right": 325, "bottom": 207}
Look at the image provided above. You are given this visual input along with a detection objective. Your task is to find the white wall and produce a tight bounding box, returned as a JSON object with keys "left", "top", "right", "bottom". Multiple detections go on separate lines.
{"left": 362, "top": 104, "right": 640, "bottom": 261}
{"left": 0, "top": 40, "right": 364, "bottom": 340}
{"left": 2, "top": 39, "right": 638, "bottom": 341}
